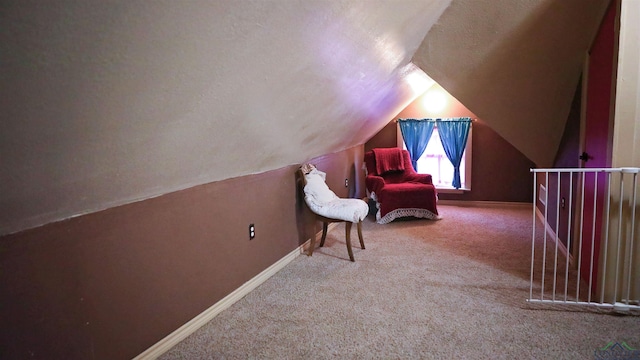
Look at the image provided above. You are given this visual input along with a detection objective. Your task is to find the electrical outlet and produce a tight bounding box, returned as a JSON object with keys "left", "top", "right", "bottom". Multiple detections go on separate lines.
{"left": 249, "top": 224, "right": 255, "bottom": 240}
{"left": 345, "top": 178, "right": 348, "bottom": 187}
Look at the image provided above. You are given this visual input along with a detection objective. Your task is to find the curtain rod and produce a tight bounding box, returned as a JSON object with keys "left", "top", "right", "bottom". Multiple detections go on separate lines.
{"left": 394, "top": 118, "right": 477, "bottom": 123}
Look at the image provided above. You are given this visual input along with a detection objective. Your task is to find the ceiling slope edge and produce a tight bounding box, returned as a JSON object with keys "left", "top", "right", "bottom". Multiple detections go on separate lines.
{"left": 412, "top": 0, "right": 611, "bottom": 167}
{"left": 0, "top": 0, "right": 451, "bottom": 235}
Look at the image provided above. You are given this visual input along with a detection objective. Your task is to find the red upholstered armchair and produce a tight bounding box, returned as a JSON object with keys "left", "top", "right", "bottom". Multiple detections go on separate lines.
{"left": 364, "top": 148, "right": 440, "bottom": 224}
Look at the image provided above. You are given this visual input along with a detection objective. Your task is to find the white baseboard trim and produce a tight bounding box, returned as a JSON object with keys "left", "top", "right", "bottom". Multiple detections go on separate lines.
{"left": 133, "top": 244, "right": 305, "bottom": 359}
{"left": 438, "top": 200, "right": 532, "bottom": 208}
{"left": 134, "top": 225, "right": 337, "bottom": 359}
{"left": 535, "top": 207, "right": 573, "bottom": 263}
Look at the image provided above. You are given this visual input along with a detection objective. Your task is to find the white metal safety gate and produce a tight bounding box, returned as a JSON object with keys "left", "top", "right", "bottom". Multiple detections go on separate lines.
{"left": 529, "top": 167, "right": 640, "bottom": 313}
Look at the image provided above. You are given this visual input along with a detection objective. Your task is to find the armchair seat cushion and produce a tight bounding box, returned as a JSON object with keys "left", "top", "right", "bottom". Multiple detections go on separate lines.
{"left": 378, "top": 182, "right": 436, "bottom": 202}
{"left": 375, "top": 183, "right": 438, "bottom": 223}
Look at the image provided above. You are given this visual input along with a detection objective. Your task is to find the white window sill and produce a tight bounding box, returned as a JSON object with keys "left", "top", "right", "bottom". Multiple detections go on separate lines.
{"left": 436, "top": 187, "right": 470, "bottom": 194}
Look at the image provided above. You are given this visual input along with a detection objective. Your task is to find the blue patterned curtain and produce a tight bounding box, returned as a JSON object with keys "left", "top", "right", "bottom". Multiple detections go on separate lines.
{"left": 398, "top": 119, "right": 436, "bottom": 171}
{"left": 436, "top": 118, "right": 472, "bottom": 189}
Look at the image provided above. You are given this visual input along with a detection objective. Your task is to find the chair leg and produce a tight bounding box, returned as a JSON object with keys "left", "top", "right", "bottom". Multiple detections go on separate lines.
{"left": 308, "top": 222, "right": 316, "bottom": 256}
{"left": 345, "top": 222, "right": 355, "bottom": 262}
{"left": 319, "top": 222, "right": 328, "bottom": 247}
{"left": 357, "top": 221, "right": 365, "bottom": 249}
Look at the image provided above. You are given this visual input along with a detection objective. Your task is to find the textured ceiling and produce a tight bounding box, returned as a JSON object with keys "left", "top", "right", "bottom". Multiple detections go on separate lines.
{"left": 0, "top": 0, "right": 450, "bottom": 234}
{"left": 0, "top": 0, "right": 612, "bottom": 235}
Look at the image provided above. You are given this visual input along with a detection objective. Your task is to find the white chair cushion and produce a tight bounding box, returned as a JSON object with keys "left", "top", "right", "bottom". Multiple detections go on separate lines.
{"left": 304, "top": 170, "right": 337, "bottom": 204}
{"left": 304, "top": 169, "right": 369, "bottom": 223}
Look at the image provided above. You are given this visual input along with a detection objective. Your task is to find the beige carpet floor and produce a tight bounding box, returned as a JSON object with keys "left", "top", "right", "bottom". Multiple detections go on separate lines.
{"left": 160, "top": 204, "right": 640, "bottom": 359}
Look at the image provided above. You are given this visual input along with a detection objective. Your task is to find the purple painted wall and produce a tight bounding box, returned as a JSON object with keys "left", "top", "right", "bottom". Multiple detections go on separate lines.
{"left": 540, "top": 79, "right": 582, "bottom": 246}
{"left": 366, "top": 85, "right": 535, "bottom": 203}
{"left": 0, "top": 146, "right": 365, "bottom": 360}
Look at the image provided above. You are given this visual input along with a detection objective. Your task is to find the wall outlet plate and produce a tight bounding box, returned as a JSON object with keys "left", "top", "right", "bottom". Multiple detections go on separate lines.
{"left": 345, "top": 179, "right": 348, "bottom": 187}
{"left": 249, "top": 224, "right": 255, "bottom": 240}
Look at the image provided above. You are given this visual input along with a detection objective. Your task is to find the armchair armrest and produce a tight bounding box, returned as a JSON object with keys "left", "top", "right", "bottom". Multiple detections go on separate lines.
{"left": 404, "top": 172, "right": 433, "bottom": 185}
{"left": 365, "top": 175, "right": 386, "bottom": 195}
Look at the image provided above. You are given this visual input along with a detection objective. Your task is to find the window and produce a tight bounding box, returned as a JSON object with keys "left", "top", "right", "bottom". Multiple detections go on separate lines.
{"left": 398, "top": 124, "right": 472, "bottom": 191}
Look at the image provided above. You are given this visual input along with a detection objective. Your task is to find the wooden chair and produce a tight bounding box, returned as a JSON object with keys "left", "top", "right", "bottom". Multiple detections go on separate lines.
{"left": 298, "top": 165, "right": 368, "bottom": 261}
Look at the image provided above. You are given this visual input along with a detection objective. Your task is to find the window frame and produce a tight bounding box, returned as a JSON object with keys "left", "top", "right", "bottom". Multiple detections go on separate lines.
{"left": 396, "top": 121, "right": 472, "bottom": 193}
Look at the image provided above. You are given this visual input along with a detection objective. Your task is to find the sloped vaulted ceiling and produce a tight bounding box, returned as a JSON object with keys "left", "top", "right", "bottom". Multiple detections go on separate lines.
{"left": 0, "top": 0, "right": 450, "bottom": 235}
{"left": 1, "top": 0, "right": 611, "bottom": 235}
{"left": 412, "top": 0, "right": 610, "bottom": 167}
